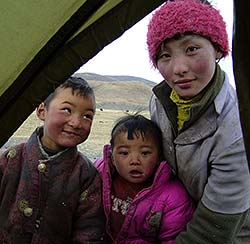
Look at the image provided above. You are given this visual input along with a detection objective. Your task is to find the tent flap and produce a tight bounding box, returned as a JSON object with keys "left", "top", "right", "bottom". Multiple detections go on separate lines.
{"left": 233, "top": 0, "right": 250, "bottom": 167}
{"left": 0, "top": 0, "right": 165, "bottom": 147}
{"left": 0, "top": 0, "right": 104, "bottom": 113}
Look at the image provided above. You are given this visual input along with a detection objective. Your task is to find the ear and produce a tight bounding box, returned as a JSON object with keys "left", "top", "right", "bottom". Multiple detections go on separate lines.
{"left": 36, "top": 102, "right": 46, "bottom": 121}
{"left": 215, "top": 50, "right": 223, "bottom": 60}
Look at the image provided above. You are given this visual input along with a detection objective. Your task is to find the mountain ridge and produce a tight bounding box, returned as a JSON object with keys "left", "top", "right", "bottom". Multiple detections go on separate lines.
{"left": 74, "top": 72, "right": 157, "bottom": 86}
{"left": 73, "top": 72, "right": 156, "bottom": 111}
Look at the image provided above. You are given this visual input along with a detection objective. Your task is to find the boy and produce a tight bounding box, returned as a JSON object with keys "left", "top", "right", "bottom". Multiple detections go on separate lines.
{"left": 0, "top": 77, "right": 107, "bottom": 243}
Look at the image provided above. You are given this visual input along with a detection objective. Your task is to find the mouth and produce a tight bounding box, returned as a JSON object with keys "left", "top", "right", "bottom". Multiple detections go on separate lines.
{"left": 63, "top": 130, "right": 81, "bottom": 138}
{"left": 174, "top": 79, "right": 193, "bottom": 89}
{"left": 129, "top": 170, "right": 143, "bottom": 178}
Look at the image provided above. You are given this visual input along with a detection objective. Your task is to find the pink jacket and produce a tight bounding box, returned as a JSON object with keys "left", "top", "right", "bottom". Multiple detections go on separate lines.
{"left": 95, "top": 145, "right": 195, "bottom": 244}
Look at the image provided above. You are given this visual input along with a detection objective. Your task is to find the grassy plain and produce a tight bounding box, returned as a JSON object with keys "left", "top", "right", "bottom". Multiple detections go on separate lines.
{"left": 3, "top": 109, "right": 149, "bottom": 161}
{"left": 1, "top": 74, "right": 153, "bottom": 160}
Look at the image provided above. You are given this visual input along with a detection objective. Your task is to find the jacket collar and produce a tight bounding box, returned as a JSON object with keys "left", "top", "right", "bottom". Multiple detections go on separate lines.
{"left": 25, "top": 127, "right": 78, "bottom": 167}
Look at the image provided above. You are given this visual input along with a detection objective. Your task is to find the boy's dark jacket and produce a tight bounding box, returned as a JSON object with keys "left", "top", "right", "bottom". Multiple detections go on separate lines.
{"left": 0, "top": 128, "right": 106, "bottom": 244}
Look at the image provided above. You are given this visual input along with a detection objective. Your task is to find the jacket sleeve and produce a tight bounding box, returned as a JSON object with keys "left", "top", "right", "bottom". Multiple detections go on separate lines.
{"left": 0, "top": 146, "right": 22, "bottom": 184}
{"left": 176, "top": 202, "right": 249, "bottom": 244}
{"left": 72, "top": 168, "right": 108, "bottom": 243}
{"left": 176, "top": 138, "right": 250, "bottom": 244}
{"left": 158, "top": 182, "right": 195, "bottom": 243}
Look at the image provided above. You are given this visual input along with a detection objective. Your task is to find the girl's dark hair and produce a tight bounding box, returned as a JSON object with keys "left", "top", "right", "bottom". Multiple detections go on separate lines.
{"left": 44, "top": 76, "right": 94, "bottom": 108}
{"left": 110, "top": 114, "right": 164, "bottom": 159}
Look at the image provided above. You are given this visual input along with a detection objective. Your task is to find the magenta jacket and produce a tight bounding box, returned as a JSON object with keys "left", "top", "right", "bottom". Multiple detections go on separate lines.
{"left": 95, "top": 144, "right": 195, "bottom": 244}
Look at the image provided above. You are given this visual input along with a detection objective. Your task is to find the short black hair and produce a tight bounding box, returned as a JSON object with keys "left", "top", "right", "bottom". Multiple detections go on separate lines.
{"left": 110, "top": 114, "right": 164, "bottom": 160}
{"left": 44, "top": 76, "right": 94, "bottom": 108}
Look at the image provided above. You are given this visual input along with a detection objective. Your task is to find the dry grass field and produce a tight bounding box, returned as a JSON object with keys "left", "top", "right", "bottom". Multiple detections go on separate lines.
{"left": 1, "top": 73, "right": 153, "bottom": 160}
{"left": 2, "top": 109, "right": 150, "bottom": 161}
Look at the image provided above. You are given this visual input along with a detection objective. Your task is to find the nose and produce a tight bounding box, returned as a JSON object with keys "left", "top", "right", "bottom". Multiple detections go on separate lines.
{"left": 68, "top": 115, "right": 82, "bottom": 128}
{"left": 129, "top": 153, "right": 141, "bottom": 166}
{"left": 172, "top": 56, "right": 189, "bottom": 76}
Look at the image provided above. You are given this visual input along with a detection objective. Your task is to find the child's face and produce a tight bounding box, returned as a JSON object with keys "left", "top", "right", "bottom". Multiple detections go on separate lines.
{"left": 37, "top": 87, "right": 95, "bottom": 151}
{"left": 156, "top": 34, "right": 222, "bottom": 99}
{"left": 111, "top": 131, "right": 160, "bottom": 184}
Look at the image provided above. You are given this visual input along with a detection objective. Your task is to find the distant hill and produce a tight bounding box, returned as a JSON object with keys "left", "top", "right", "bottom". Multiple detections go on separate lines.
{"left": 74, "top": 72, "right": 157, "bottom": 111}
{"left": 1, "top": 73, "right": 155, "bottom": 155}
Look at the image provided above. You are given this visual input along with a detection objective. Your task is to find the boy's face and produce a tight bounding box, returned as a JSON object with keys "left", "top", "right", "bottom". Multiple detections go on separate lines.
{"left": 111, "top": 131, "right": 160, "bottom": 184}
{"left": 156, "top": 34, "right": 222, "bottom": 99}
{"left": 37, "top": 87, "right": 95, "bottom": 151}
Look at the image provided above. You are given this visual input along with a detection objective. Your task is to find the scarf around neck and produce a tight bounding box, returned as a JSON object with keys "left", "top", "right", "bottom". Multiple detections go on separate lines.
{"left": 170, "top": 64, "right": 225, "bottom": 131}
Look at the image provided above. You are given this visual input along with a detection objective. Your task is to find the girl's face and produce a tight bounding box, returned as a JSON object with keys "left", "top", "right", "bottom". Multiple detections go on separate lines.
{"left": 111, "top": 131, "right": 160, "bottom": 184}
{"left": 36, "top": 87, "right": 95, "bottom": 151}
{"left": 156, "top": 34, "right": 222, "bottom": 99}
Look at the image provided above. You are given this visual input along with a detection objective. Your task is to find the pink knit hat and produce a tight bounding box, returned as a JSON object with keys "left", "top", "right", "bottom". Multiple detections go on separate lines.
{"left": 147, "top": 0, "right": 229, "bottom": 67}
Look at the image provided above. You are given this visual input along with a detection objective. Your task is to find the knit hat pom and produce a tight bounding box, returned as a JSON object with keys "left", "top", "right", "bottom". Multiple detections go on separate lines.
{"left": 147, "top": 0, "right": 229, "bottom": 67}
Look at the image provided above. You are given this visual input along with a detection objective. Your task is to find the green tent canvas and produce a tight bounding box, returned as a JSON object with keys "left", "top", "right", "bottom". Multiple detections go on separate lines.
{"left": 0, "top": 0, "right": 165, "bottom": 146}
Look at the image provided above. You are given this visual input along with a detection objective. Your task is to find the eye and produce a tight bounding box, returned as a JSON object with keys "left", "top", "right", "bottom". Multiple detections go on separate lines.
{"left": 186, "top": 46, "right": 199, "bottom": 54}
{"left": 83, "top": 113, "right": 94, "bottom": 121}
{"left": 62, "top": 107, "right": 71, "bottom": 113}
{"left": 118, "top": 151, "right": 129, "bottom": 156}
{"left": 158, "top": 52, "right": 171, "bottom": 61}
{"left": 141, "top": 150, "right": 152, "bottom": 156}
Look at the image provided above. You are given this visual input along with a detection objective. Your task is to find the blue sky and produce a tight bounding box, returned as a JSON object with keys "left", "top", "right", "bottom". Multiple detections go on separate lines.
{"left": 77, "top": 0, "right": 234, "bottom": 85}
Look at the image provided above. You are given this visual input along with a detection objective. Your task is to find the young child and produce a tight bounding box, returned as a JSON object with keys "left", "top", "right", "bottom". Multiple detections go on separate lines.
{"left": 0, "top": 77, "right": 107, "bottom": 243}
{"left": 146, "top": 0, "right": 250, "bottom": 243}
{"left": 95, "top": 114, "right": 195, "bottom": 243}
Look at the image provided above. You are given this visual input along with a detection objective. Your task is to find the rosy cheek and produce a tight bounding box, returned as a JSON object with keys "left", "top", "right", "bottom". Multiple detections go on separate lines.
{"left": 158, "top": 63, "right": 171, "bottom": 80}
{"left": 47, "top": 115, "right": 61, "bottom": 127}
{"left": 82, "top": 123, "right": 92, "bottom": 133}
{"left": 195, "top": 59, "right": 209, "bottom": 74}
{"left": 194, "top": 50, "right": 216, "bottom": 78}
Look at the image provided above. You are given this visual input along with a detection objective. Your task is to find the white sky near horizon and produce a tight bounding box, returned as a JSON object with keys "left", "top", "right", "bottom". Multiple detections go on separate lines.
{"left": 77, "top": 0, "right": 234, "bottom": 85}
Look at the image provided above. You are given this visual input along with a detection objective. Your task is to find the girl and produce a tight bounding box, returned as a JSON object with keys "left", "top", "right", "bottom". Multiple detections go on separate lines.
{"left": 95, "top": 114, "right": 195, "bottom": 243}
{"left": 147, "top": 0, "right": 250, "bottom": 243}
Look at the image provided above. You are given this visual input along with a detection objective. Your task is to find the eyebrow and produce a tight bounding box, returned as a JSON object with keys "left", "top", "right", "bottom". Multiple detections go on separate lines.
{"left": 182, "top": 35, "right": 198, "bottom": 42}
{"left": 116, "top": 144, "right": 153, "bottom": 149}
{"left": 61, "top": 101, "right": 75, "bottom": 107}
{"left": 87, "top": 108, "right": 96, "bottom": 113}
{"left": 61, "top": 101, "right": 95, "bottom": 113}
{"left": 164, "top": 35, "right": 197, "bottom": 47}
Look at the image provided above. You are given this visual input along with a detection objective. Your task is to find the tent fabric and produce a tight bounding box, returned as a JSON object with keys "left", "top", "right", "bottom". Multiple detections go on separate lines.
{"left": 0, "top": 0, "right": 105, "bottom": 145}
{"left": 0, "top": 0, "right": 165, "bottom": 147}
{"left": 233, "top": 0, "right": 250, "bottom": 168}
{"left": 0, "top": 0, "right": 101, "bottom": 98}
